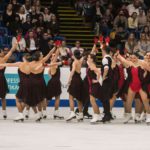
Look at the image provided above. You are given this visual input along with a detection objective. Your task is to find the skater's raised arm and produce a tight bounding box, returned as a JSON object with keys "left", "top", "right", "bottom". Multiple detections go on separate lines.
{"left": 41, "top": 47, "right": 56, "bottom": 63}
{"left": 0, "top": 62, "right": 21, "bottom": 67}
{"left": 68, "top": 62, "right": 76, "bottom": 85}
{"left": 91, "top": 44, "right": 97, "bottom": 54}
{"left": 3, "top": 43, "right": 18, "bottom": 63}
{"left": 116, "top": 52, "right": 131, "bottom": 68}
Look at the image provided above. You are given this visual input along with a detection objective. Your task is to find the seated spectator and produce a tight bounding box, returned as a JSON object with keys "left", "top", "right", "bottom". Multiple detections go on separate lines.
{"left": 3, "top": 3, "right": 15, "bottom": 30}
{"left": 59, "top": 41, "right": 71, "bottom": 61}
{"left": 92, "top": 1, "right": 103, "bottom": 30}
{"left": 135, "top": 32, "right": 150, "bottom": 57}
{"left": 22, "top": 15, "right": 33, "bottom": 35}
{"left": 117, "top": 3, "right": 129, "bottom": 17}
{"left": 146, "top": 9, "right": 150, "bottom": 26}
{"left": 71, "top": 41, "right": 84, "bottom": 54}
{"left": 114, "top": 10, "right": 128, "bottom": 31}
{"left": 100, "top": 8, "right": 114, "bottom": 36}
{"left": 30, "top": 6, "right": 38, "bottom": 25}
{"left": 125, "top": 33, "right": 137, "bottom": 54}
{"left": 75, "top": 0, "right": 84, "bottom": 15}
{"left": 49, "top": 15, "right": 59, "bottom": 36}
{"left": 10, "top": 14, "right": 22, "bottom": 36}
{"left": 82, "top": 0, "right": 94, "bottom": 22}
{"left": 39, "top": 32, "right": 51, "bottom": 56}
{"left": 115, "top": 26, "right": 128, "bottom": 53}
{"left": 43, "top": 7, "right": 54, "bottom": 23}
{"left": 35, "top": 6, "right": 42, "bottom": 16}
{"left": 138, "top": 8, "right": 147, "bottom": 30}
{"left": 127, "top": 0, "right": 141, "bottom": 16}
{"left": 12, "top": 29, "right": 26, "bottom": 61}
{"left": 48, "top": 39, "right": 54, "bottom": 50}
{"left": 10, "top": 0, "right": 21, "bottom": 13}
{"left": 33, "top": 0, "right": 41, "bottom": 8}
{"left": 22, "top": 0, "right": 31, "bottom": 14}
{"left": 143, "top": 26, "right": 150, "bottom": 41}
{"left": 36, "top": 14, "right": 45, "bottom": 28}
{"left": 26, "top": 30, "right": 39, "bottom": 54}
{"left": 128, "top": 12, "right": 138, "bottom": 32}
{"left": 17, "top": 6, "right": 28, "bottom": 23}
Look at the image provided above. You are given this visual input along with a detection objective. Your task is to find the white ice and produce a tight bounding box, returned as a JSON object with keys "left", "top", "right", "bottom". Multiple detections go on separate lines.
{"left": 0, "top": 107, "right": 149, "bottom": 150}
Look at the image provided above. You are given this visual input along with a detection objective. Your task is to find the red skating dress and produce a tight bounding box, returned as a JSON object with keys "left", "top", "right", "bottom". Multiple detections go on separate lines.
{"left": 129, "top": 67, "right": 141, "bottom": 92}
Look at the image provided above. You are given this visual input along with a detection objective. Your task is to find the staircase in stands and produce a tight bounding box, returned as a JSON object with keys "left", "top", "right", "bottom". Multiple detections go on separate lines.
{"left": 41, "top": 0, "right": 102, "bottom": 66}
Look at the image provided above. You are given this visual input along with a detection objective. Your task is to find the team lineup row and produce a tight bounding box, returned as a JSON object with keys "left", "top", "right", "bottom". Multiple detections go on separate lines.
{"left": 0, "top": 41, "right": 150, "bottom": 125}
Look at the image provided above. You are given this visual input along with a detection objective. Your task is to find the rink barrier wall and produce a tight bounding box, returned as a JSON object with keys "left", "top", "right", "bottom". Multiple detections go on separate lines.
{"left": 2, "top": 67, "right": 123, "bottom": 107}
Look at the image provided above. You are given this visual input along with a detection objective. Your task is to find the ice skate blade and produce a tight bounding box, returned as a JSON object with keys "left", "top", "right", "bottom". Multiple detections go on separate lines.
{"left": 43, "top": 115, "right": 47, "bottom": 119}
{"left": 35, "top": 117, "right": 42, "bottom": 122}
{"left": 66, "top": 116, "right": 76, "bottom": 122}
{"left": 77, "top": 118, "right": 83, "bottom": 122}
{"left": 25, "top": 115, "right": 29, "bottom": 119}
{"left": 134, "top": 120, "right": 141, "bottom": 124}
{"left": 14, "top": 119, "right": 24, "bottom": 122}
{"left": 54, "top": 116, "right": 64, "bottom": 120}
{"left": 3, "top": 115, "right": 7, "bottom": 120}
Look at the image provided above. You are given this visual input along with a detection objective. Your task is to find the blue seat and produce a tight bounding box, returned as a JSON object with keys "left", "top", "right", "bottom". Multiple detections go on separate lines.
{"left": 0, "top": 35, "right": 11, "bottom": 48}
{"left": 0, "top": 27, "right": 8, "bottom": 36}
{"left": 0, "top": 36, "right": 3, "bottom": 48}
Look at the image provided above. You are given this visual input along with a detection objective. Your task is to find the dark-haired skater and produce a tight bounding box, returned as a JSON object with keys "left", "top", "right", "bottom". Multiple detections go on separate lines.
{"left": 66, "top": 50, "right": 83, "bottom": 122}
{"left": 101, "top": 46, "right": 113, "bottom": 122}
{"left": 117, "top": 52, "right": 150, "bottom": 124}
{"left": 87, "top": 53, "right": 102, "bottom": 123}
{"left": 0, "top": 54, "right": 34, "bottom": 122}
{"left": 28, "top": 47, "right": 56, "bottom": 121}
{"left": 46, "top": 48, "right": 64, "bottom": 119}
{"left": 0, "top": 43, "right": 17, "bottom": 119}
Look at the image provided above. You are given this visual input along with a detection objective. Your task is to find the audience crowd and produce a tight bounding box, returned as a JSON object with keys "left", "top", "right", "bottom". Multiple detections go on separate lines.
{"left": 0, "top": 0, "right": 150, "bottom": 62}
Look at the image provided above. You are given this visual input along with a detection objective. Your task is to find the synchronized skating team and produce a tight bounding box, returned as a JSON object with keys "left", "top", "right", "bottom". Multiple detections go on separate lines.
{"left": 0, "top": 38, "right": 150, "bottom": 125}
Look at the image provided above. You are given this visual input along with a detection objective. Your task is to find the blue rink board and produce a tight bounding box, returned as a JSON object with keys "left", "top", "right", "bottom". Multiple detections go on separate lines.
{"left": 1, "top": 99, "right": 124, "bottom": 107}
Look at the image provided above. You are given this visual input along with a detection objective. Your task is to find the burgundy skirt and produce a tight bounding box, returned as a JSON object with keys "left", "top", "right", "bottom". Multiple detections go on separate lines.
{"left": 90, "top": 82, "right": 102, "bottom": 100}
{"left": 26, "top": 72, "right": 46, "bottom": 106}
{"left": 16, "top": 69, "right": 30, "bottom": 102}
{"left": 47, "top": 77, "right": 62, "bottom": 100}
{"left": 68, "top": 72, "right": 83, "bottom": 101}
{"left": 0, "top": 69, "right": 9, "bottom": 98}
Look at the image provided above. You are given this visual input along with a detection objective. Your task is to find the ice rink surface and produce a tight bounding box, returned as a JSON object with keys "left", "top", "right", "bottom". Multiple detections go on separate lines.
{"left": 0, "top": 107, "right": 149, "bottom": 150}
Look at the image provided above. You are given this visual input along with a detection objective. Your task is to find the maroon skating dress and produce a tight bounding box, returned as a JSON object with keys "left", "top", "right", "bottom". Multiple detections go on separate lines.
{"left": 68, "top": 71, "right": 83, "bottom": 101}
{"left": 82, "top": 68, "right": 90, "bottom": 104}
{"left": 116, "top": 64, "right": 125, "bottom": 99}
{"left": 87, "top": 68, "right": 102, "bottom": 100}
{"left": 27, "top": 71, "right": 46, "bottom": 106}
{"left": 0, "top": 68, "right": 9, "bottom": 98}
{"left": 47, "top": 67, "right": 62, "bottom": 100}
{"left": 16, "top": 69, "right": 30, "bottom": 102}
{"left": 111, "top": 65, "right": 120, "bottom": 95}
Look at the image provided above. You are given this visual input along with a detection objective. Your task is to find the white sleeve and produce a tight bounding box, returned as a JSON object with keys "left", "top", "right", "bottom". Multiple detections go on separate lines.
{"left": 23, "top": 38, "right": 26, "bottom": 48}
{"left": 102, "top": 58, "right": 109, "bottom": 69}
{"left": 12, "top": 37, "right": 16, "bottom": 46}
